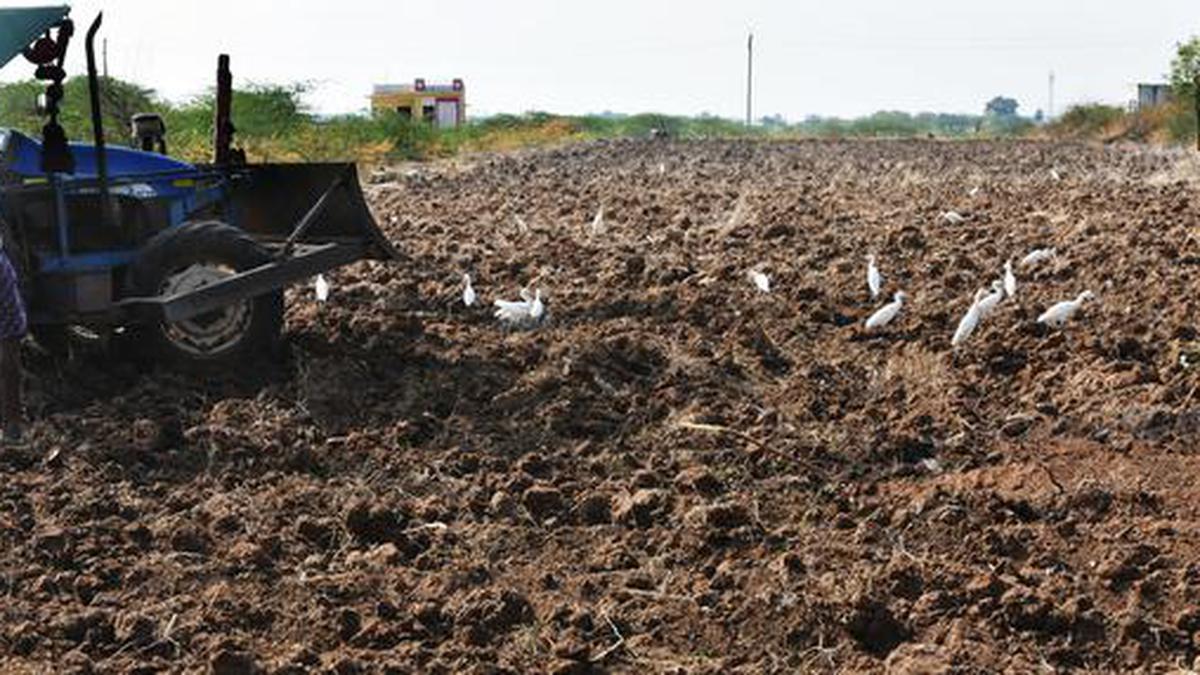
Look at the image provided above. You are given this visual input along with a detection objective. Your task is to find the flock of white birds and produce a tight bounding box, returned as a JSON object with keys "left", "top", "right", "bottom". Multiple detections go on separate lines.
{"left": 309, "top": 243, "right": 1091, "bottom": 340}
{"left": 456, "top": 273, "right": 546, "bottom": 329}
{"left": 313, "top": 267, "right": 547, "bottom": 329}
{"left": 310, "top": 177, "right": 1092, "bottom": 343}
{"left": 856, "top": 242, "right": 1092, "bottom": 348}
{"left": 736, "top": 217, "right": 1090, "bottom": 350}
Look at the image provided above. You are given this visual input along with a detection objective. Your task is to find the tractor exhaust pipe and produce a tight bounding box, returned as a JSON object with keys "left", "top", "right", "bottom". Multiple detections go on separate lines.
{"left": 85, "top": 13, "right": 114, "bottom": 227}
{"left": 214, "top": 54, "right": 234, "bottom": 165}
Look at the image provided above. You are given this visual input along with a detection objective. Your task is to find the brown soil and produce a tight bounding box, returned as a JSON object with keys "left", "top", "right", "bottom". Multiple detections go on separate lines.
{"left": 4, "top": 138, "right": 1200, "bottom": 673}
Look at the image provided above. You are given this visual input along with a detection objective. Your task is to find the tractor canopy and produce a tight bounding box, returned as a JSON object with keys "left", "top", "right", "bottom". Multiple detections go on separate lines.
{"left": 0, "top": 128, "right": 194, "bottom": 178}
{"left": 0, "top": 5, "right": 70, "bottom": 71}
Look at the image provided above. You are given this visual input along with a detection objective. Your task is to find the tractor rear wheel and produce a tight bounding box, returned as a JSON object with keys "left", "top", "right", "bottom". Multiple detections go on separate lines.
{"left": 128, "top": 221, "right": 283, "bottom": 370}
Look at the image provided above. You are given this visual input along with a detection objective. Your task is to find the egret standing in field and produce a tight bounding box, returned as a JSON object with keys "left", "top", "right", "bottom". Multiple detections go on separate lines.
{"left": 867, "top": 255, "right": 883, "bottom": 300}
{"left": 1021, "top": 247, "right": 1056, "bottom": 268}
{"left": 977, "top": 280, "right": 1005, "bottom": 317}
{"left": 1037, "top": 291, "right": 1094, "bottom": 328}
{"left": 941, "top": 211, "right": 966, "bottom": 225}
{"left": 529, "top": 289, "right": 546, "bottom": 322}
{"left": 865, "top": 291, "right": 908, "bottom": 331}
{"left": 462, "top": 273, "right": 477, "bottom": 307}
{"left": 494, "top": 288, "right": 546, "bottom": 328}
{"left": 1003, "top": 259, "right": 1017, "bottom": 299}
{"left": 952, "top": 288, "right": 989, "bottom": 348}
{"left": 590, "top": 206, "right": 606, "bottom": 236}
{"left": 314, "top": 275, "right": 330, "bottom": 303}
{"left": 748, "top": 269, "right": 771, "bottom": 294}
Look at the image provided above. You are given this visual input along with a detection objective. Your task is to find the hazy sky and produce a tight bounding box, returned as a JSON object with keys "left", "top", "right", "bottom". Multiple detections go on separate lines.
{"left": 1, "top": 0, "right": 1196, "bottom": 120}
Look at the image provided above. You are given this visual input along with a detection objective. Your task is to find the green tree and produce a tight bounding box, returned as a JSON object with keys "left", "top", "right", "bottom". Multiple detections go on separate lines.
{"left": 1168, "top": 37, "right": 1200, "bottom": 143}
{"left": 1169, "top": 36, "right": 1200, "bottom": 99}
{"left": 984, "top": 96, "right": 1019, "bottom": 118}
{"left": 0, "top": 76, "right": 160, "bottom": 144}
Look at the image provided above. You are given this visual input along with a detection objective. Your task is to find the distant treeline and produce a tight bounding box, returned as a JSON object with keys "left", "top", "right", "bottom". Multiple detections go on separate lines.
{"left": 0, "top": 75, "right": 1175, "bottom": 165}
{"left": 786, "top": 110, "right": 1029, "bottom": 138}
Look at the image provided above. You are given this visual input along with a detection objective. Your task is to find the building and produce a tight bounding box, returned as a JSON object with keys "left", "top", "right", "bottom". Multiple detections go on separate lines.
{"left": 371, "top": 79, "right": 466, "bottom": 128}
{"left": 1136, "top": 83, "right": 1172, "bottom": 110}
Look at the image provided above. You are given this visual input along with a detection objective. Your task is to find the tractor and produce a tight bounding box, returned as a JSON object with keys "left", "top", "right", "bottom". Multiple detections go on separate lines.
{"left": 0, "top": 6, "right": 395, "bottom": 370}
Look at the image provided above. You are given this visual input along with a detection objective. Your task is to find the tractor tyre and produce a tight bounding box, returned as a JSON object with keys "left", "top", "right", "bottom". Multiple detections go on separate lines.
{"left": 30, "top": 324, "right": 70, "bottom": 358}
{"left": 127, "top": 221, "right": 283, "bottom": 371}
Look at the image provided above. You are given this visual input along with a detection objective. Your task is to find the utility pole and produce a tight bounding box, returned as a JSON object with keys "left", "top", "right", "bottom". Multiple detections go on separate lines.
{"left": 746, "top": 32, "right": 754, "bottom": 127}
{"left": 1048, "top": 70, "right": 1055, "bottom": 120}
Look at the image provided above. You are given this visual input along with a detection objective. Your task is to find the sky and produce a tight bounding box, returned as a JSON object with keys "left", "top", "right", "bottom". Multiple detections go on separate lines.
{"left": 0, "top": 0, "right": 1196, "bottom": 120}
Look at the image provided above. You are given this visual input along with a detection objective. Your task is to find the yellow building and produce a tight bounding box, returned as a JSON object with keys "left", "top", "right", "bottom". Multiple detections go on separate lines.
{"left": 371, "top": 79, "right": 466, "bottom": 128}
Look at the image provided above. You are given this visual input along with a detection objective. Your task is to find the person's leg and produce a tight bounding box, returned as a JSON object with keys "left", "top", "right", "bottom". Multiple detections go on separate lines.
{"left": 0, "top": 338, "right": 22, "bottom": 441}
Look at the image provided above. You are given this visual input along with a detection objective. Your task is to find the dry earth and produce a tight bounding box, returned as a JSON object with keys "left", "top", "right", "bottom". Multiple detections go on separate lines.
{"left": 3, "top": 138, "right": 1200, "bottom": 673}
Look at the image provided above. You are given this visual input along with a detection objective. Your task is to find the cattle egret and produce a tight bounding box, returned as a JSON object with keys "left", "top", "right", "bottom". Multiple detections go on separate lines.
{"left": 529, "top": 289, "right": 545, "bottom": 321}
{"left": 1037, "top": 291, "right": 1094, "bottom": 328}
{"left": 748, "top": 270, "right": 771, "bottom": 293}
{"left": 462, "top": 274, "right": 477, "bottom": 307}
{"left": 1050, "top": 169, "right": 1062, "bottom": 181}
{"left": 969, "top": 186, "right": 981, "bottom": 198}
{"left": 590, "top": 206, "right": 606, "bottom": 236}
{"left": 941, "top": 211, "right": 966, "bottom": 225}
{"left": 952, "top": 288, "right": 989, "bottom": 347}
{"left": 1021, "top": 248, "right": 1057, "bottom": 267}
{"left": 865, "top": 291, "right": 908, "bottom": 330}
{"left": 314, "top": 275, "right": 330, "bottom": 303}
{"left": 1004, "top": 260, "right": 1017, "bottom": 299}
{"left": 494, "top": 288, "right": 546, "bottom": 328}
{"left": 977, "top": 280, "right": 1005, "bottom": 317}
{"left": 658, "top": 162, "right": 666, "bottom": 175}
{"left": 867, "top": 255, "right": 883, "bottom": 300}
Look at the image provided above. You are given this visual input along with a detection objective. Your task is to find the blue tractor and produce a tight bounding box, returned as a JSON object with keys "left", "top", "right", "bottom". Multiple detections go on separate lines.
{"left": 0, "top": 6, "right": 395, "bottom": 370}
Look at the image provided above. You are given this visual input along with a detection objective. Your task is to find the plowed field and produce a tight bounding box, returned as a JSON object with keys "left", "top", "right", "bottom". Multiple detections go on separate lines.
{"left": 4, "top": 138, "right": 1200, "bottom": 673}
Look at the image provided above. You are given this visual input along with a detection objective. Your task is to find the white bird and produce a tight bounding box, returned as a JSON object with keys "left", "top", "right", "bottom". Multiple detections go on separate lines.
{"left": 1021, "top": 247, "right": 1057, "bottom": 267}
{"left": 867, "top": 255, "right": 883, "bottom": 300}
{"left": 314, "top": 274, "right": 330, "bottom": 303}
{"left": 976, "top": 280, "right": 1005, "bottom": 317}
{"left": 968, "top": 186, "right": 981, "bottom": 198}
{"left": 590, "top": 206, "right": 606, "bottom": 236}
{"left": 462, "top": 273, "right": 477, "bottom": 307}
{"left": 1037, "top": 291, "right": 1094, "bottom": 328}
{"left": 748, "top": 270, "right": 771, "bottom": 293}
{"left": 941, "top": 211, "right": 966, "bottom": 225}
{"left": 865, "top": 291, "right": 907, "bottom": 330}
{"left": 1050, "top": 169, "right": 1062, "bottom": 182}
{"left": 494, "top": 298, "right": 531, "bottom": 325}
{"left": 952, "top": 288, "right": 989, "bottom": 348}
{"left": 529, "top": 289, "right": 545, "bottom": 321}
{"left": 658, "top": 162, "right": 666, "bottom": 175}
{"left": 494, "top": 289, "right": 545, "bottom": 327}
{"left": 1003, "top": 259, "right": 1017, "bottom": 299}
